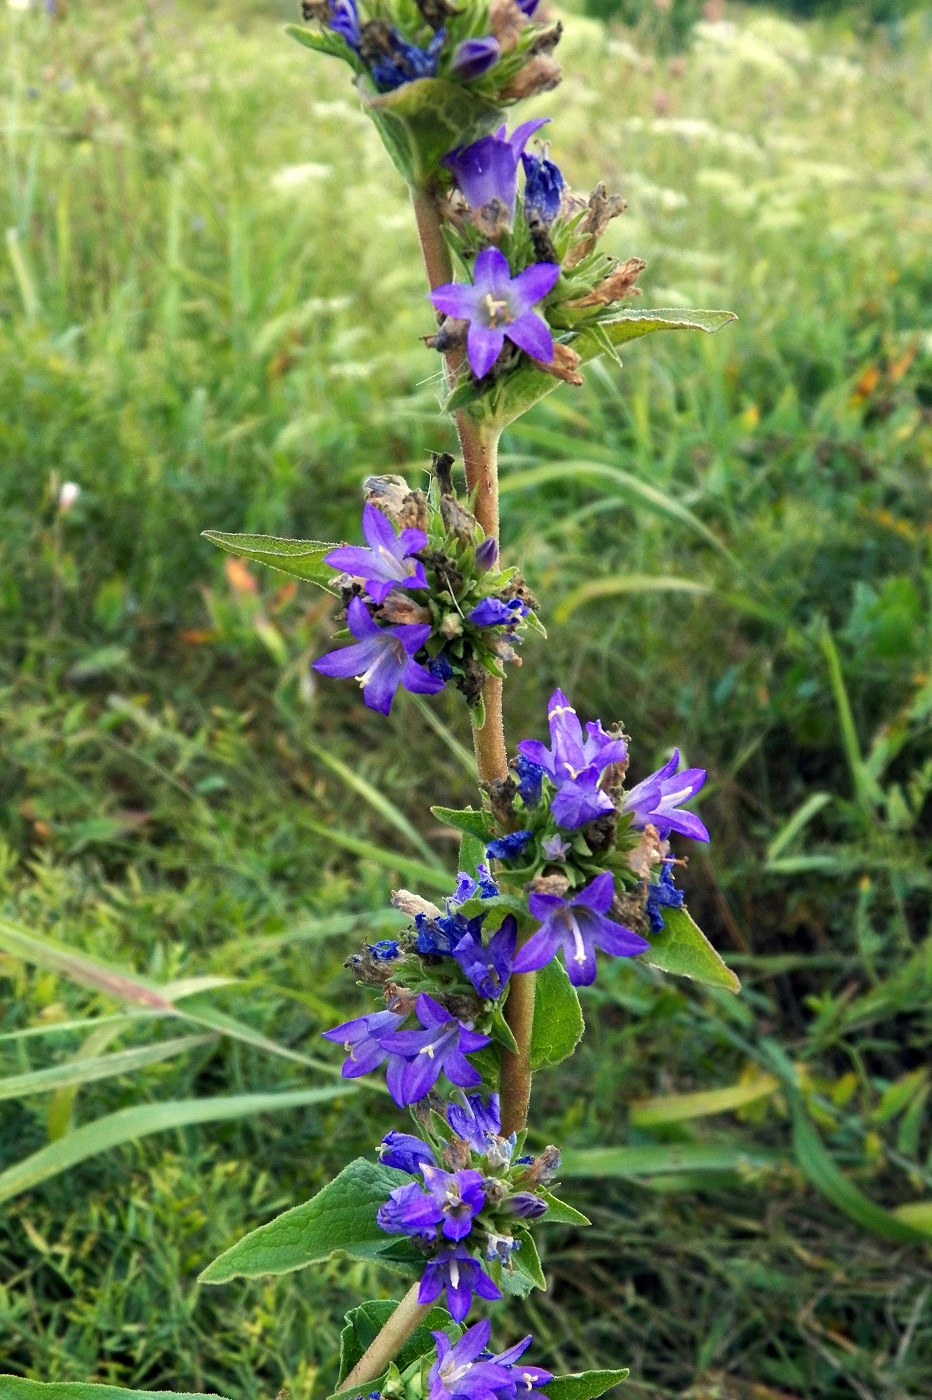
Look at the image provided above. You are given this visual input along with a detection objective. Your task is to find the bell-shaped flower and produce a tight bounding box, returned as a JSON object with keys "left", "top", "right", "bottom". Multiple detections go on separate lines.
{"left": 324, "top": 503, "right": 428, "bottom": 603}
{"left": 512, "top": 871, "right": 648, "bottom": 986}
{"left": 419, "top": 1243, "right": 502, "bottom": 1323}
{"left": 378, "top": 1164, "right": 486, "bottom": 1242}
{"left": 377, "top": 1130, "right": 437, "bottom": 1174}
{"left": 313, "top": 596, "right": 444, "bottom": 715}
{"left": 430, "top": 247, "right": 559, "bottom": 380}
{"left": 521, "top": 152, "right": 564, "bottom": 225}
{"left": 370, "top": 28, "right": 445, "bottom": 90}
{"left": 452, "top": 915, "right": 517, "bottom": 999}
{"left": 428, "top": 1319, "right": 515, "bottom": 1400}
{"left": 443, "top": 119, "right": 550, "bottom": 216}
{"left": 446, "top": 1092, "right": 509, "bottom": 1156}
{"left": 321, "top": 1008, "right": 405, "bottom": 1078}
{"left": 468, "top": 597, "right": 528, "bottom": 628}
{"left": 517, "top": 689, "right": 627, "bottom": 829}
{"left": 621, "top": 749, "right": 709, "bottom": 841}
{"left": 378, "top": 993, "right": 491, "bottom": 1106}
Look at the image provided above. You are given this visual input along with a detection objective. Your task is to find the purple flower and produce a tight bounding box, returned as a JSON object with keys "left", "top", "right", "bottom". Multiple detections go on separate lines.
{"left": 446, "top": 1092, "right": 504, "bottom": 1154}
{"left": 443, "top": 120, "right": 550, "bottom": 216}
{"left": 541, "top": 834, "right": 570, "bottom": 861}
{"left": 371, "top": 29, "right": 445, "bottom": 90}
{"left": 521, "top": 152, "right": 564, "bottom": 226}
{"left": 379, "top": 1164, "right": 486, "bottom": 1242}
{"left": 468, "top": 597, "right": 529, "bottom": 628}
{"left": 428, "top": 1320, "right": 515, "bottom": 1400}
{"left": 505, "top": 1192, "right": 548, "bottom": 1219}
{"left": 515, "top": 0, "right": 541, "bottom": 14}
{"left": 621, "top": 750, "right": 709, "bottom": 842}
{"left": 379, "top": 993, "right": 491, "bottom": 1105}
{"left": 321, "top": 1008, "right": 405, "bottom": 1078}
{"left": 313, "top": 595, "right": 444, "bottom": 715}
{"left": 428, "top": 652, "right": 455, "bottom": 683}
{"left": 645, "top": 860, "right": 685, "bottom": 932}
{"left": 450, "top": 36, "right": 501, "bottom": 80}
{"left": 419, "top": 1243, "right": 502, "bottom": 1322}
{"left": 515, "top": 755, "right": 544, "bottom": 807}
{"left": 327, "top": 0, "right": 361, "bottom": 48}
{"left": 475, "top": 537, "right": 499, "bottom": 571}
{"left": 431, "top": 247, "right": 559, "bottom": 380}
{"left": 517, "top": 689, "right": 627, "bottom": 829}
{"left": 453, "top": 915, "right": 517, "bottom": 999}
{"left": 493, "top": 1338, "right": 552, "bottom": 1400}
{"left": 486, "top": 830, "right": 532, "bottom": 861}
{"left": 324, "top": 503, "right": 428, "bottom": 604}
{"left": 417, "top": 869, "right": 500, "bottom": 956}
{"left": 512, "top": 871, "right": 649, "bottom": 986}
{"left": 378, "top": 1130, "right": 437, "bottom": 1174}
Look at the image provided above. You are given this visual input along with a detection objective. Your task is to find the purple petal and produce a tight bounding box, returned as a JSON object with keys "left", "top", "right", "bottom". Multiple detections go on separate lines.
{"left": 495, "top": 1337, "right": 533, "bottom": 1366}
{"left": 456, "top": 1025, "right": 492, "bottom": 1053}
{"left": 660, "top": 809, "right": 711, "bottom": 842}
{"left": 402, "top": 657, "right": 446, "bottom": 697}
{"left": 467, "top": 323, "right": 505, "bottom": 379}
{"left": 346, "top": 593, "right": 382, "bottom": 639}
{"left": 564, "top": 939, "right": 598, "bottom": 986}
{"left": 446, "top": 1278, "right": 472, "bottom": 1323}
{"left": 442, "top": 1049, "right": 483, "bottom": 1089}
{"left": 512, "top": 925, "right": 562, "bottom": 973}
{"left": 418, "top": 1269, "right": 445, "bottom": 1306}
{"left": 312, "top": 636, "right": 381, "bottom": 679}
{"left": 385, "top": 1054, "right": 410, "bottom": 1108}
{"left": 450, "top": 35, "right": 500, "bottom": 79}
{"left": 398, "top": 527, "right": 428, "bottom": 555}
{"left": 587, "top": 914, "right": 649, "bottom": 958}
{"left": 361, "top": 501, "right": 399, "bottom": 551}
{"left": 360, "top": 646, "right": 408, "bottom": 716}
{"left": 456, "top": 1319, "right": 492, "bottom": 1363}
{"left": 471, "top": 1267, "right": 503, "bottom": 1303}
{"left": 472, "top": 244, "right": 511, "bottom": 295}
{"left": 526, "top": 890, "right": 570, "bottom": 920}
{"left": 391, "top": 621, "right": 433, "bottom": 655}
{"left": 574, "top": 870, "right": 615, "bottom": 915}
{"left": 321, "top": 1013, "right": 370, "bottom": 1042}
{"left": 323, "top": 544, "right": 382, "bottom": 576}
{"left": 431, "top": 280, "right": 479, "bottom": 320}
{"left": 416, "top": 992, "right": 453, "bottom": 1027}
{"left": 506, "top": 311, "right": 554, "bottom": 364}
{"left": 516, "top": 738, "right": 554, "bottom": 775}
{"left": 399, "top": 1051, "right": 443, "bottom": 1104}
{"left": 550, "top": 780, "right": 614, "bottom": 829}
{"left": 342, "top": 1040, "right": 388, "bottom": 1076}
{"left": 508, "top": 117, "right": 551, "bottom": 157}
{"left": 510, "top": 262, "right": 561, "bottom": 308}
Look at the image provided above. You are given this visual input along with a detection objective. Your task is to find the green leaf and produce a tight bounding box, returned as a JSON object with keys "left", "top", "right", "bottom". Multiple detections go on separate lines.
{"left": 0, "top": 1383, "right": 229, "bottom": 1400}
{"left": 561, "top": 1143, "right": 782, "bottom": 1177}
{"left": 0, "top": 1088, "right": 350, "bottom": 1206}
{"left": 488, "top": 1003, "right": 519, "bottom": 1055}
{"left": 544, "top": 1369, "right": 630, "bottom": 1400}
{"left": 360, "top": 78, "right": 501, "bottom": 188}
{"left": 488, "top": 309, "right": 736, "bottom": 428}
{"left": 199, "top": 1157, "right": 412, "bottom": 1284}
{"left": 530, "top": 957, "right": 584, "bottom": 1070}
{"left": 788, "top": 1093, "right": 928, "bottom": 1245}
{"left": 540, "top": 1190, "right": 591, "bottom": 1226}
{"left": 0, "top": 1033, "right": 215, "bottom": 1102}
{"left": 500, "top": 1228, "right": 546, "bottom": 1296}
{"left": 338, "top": 1300, "right": 457, "bottom": 1384}
{"left": 458, "top": 832, "right": 487, "bottom": 880}
{"left": 892, "top": 1201, "right": 932, "bottom": 1236}
{"left": 0, "top": 916, "right": 177, "bottom": 1010}
{"left": 430, "top": 806, "right": 494, "bottom": 840}
{"left": 286, "top": 23, "right": 364, "bottom": 72}
{"left": 555, "top": 575, "right": 711, "bottom": 622}
{"left": 642, "top": 905, "right": 741, "bottom": 993}
{"left": 630, "top": 1075, "right": 780, "bottom": 1127}
{"left": 201, "top": 531, "right": 340, "bottom": 590}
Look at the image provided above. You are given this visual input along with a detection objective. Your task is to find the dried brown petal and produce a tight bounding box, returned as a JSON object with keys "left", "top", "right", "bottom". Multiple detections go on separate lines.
{"left": 391, "top": 889, "right": 441, "bottom": 919}
{"left": 500, "top": 55, "right": 561, "bottom": 100}
{"left": 489, "top": 0, "right": 526, "bottom": 51}
{"left": 528, "top": 341, "right": 584, "bottom": 386}
{"left": 564, "top": 256, "right": 646, "bottom": 309}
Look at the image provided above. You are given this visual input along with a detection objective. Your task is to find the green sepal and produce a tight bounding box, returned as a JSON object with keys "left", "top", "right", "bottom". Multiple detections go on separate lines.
{"left": 487, "top": 1002, "right": 520, "bottom": 1055}
{"left": 500, "top": 1227, "right": 546, "bottom": 1295}
{"left": 338, "top": 1300, "right": 458, "bottom": 1385}
{"left": 544, "top": 1370, "right": 630, "bottom": 1400}
{"left": 360, "top": 78, "right": 502, "bottom": 188}
{"left": 431, "top": 806, "right": 494, "bottom": 840}
{"left": 540, "top": 1190, "right": 591, "bottom": 1226}
{"left": 286, "top": 23, "right": 365, "bottom": 74}
{"left": 202, "top": 531, "right": 340, "bottom": 591}
{"left": 198, "top": 1158, "right": 414, "bottom": 1284}
{"left": 530, "top": 957, "right": 584, "bottom": 1070}
{"left": 644, "top": 905, "right": 741, "bottom": 993}
{"left": 457, "top": 892, "right": 528, "bottom": 925}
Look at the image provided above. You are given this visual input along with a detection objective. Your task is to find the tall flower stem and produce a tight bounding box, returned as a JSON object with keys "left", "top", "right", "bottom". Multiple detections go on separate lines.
{"left": 342, "top": 1281, "right": 430, "bottom": 1391}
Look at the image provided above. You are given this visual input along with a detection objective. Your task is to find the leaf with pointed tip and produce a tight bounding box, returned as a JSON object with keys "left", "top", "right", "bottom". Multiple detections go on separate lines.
{"left": 544, "top": 1370, "right": 630, "bottom": 1400}
{"left": 431, "top": 806, "right": 494, "bottom": 840}
{"left": 643, "top": 905, "right": 741, "bottom": 993}
{"left": 199, "top": 1157, "right": 414, "bottom": 1284}
{"left": 360, "top": 78, "right": 502, "bottom": 188}
{"left": 500, "top": 1228, "right": 546, "bottom": 1295}
{"left": 540, "top": 1190, "right": 591, "bottom": 1226}
{"left": 0, "top": 1033, "right": 215, "bottom": 1103}
{"left": 530, "top": 957, "right": 584, "bottom": 1070}
{"left": 461, "top": 309, "right": 737, "bottom": 428}
{"left": 201, "top": 532, "right": 340, "bottom": 591}
{"left": 286, "top": 23, "right": 365, "bottom": 73}
{"left": 0, "top": 1383, "right": 229, "bottom": 1400}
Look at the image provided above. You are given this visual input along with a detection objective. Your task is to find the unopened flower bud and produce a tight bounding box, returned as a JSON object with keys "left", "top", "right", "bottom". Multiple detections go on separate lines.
{"left": 451, "top": 36, "right": 501, "bottom": 79}
{"left": 58, "top": 481, "right": 80, "bottom": 512}
{"left": 440, "top": 612, "right": 464, "bottom": 639}
{"left": 506, "top": 1191, "right": 548, "bottom": 1218}
{"left": 378, "top": 594, "right": 432, "bottom": 625}
{"left": 475, "top": 536, "right": 498, "bottom": 571}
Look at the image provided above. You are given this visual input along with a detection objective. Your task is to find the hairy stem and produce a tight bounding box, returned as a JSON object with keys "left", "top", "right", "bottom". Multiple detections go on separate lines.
{"left": 499, "top": 961, "right": 536, "bottom": 1136}
{"left": 341, "top": 1281, "right": 430, "bottom": 1392}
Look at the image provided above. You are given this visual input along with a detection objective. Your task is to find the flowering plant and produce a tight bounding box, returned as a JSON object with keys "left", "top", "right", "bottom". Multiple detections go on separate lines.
{"left": 0, "top": 6, "right": 740, "bottom": 1400}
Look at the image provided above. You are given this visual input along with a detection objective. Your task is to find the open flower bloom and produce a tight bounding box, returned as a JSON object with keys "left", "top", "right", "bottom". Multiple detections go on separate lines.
{"left": 430, "top": 247, "right": 559, "bottom": 380}
{"left": 513, "top": 870, "right": 649, "bottom": 986}
{"left": 313, "top": 595, "right": 444, "bottom": 715}
{"left": 428, "top": 1319, "right": 515, "bottom": 1400}
{"left": 493, "top": 1336, "right": 553, "bottom": 1400}
{"left": 324, "top": 502, "right": 428, "bottom": 603}
{"left": 517, "top": 689, "right": 627, "bottom": 829}
{"left": 452, "top": 915, "right": 517, "bottom": 999}
{"left": 378, "top": 992, "right": 491, "bottom": 1105}
{"left": 419, "top": 1243, "right": 502, "bottom": 1323}
{"left": 378, "top": 1164, "right": 486, "bottom": 1242}
{"left": 621, "top": 749, "right": 709, "bottom": 841}
{"left": 321, "top": 1008, "right": 405, "bottom": 1078}
{"left": 446, "top": 1092, "right": 508, "bottom": 1156}
{"left": 443, "top": 119, "right": 550, "bottom": 215}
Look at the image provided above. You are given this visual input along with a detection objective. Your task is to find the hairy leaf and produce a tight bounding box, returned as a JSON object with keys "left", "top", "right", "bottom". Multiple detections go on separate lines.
{"left": 360, "top": 78, "right": 501, "bottom": 188}
{"left": 339, "top": 1300, "right": 457, "bottom": 1383}
{"left": 201, "top": 531, "right": 339, "bottom": 590}
{"left": 458, "top": 832, "right": 487, "bottom": 880}
{"left": 500, "top": 1228, "right": 546, "bottom": 1296}
{"left": 286, "top": 23, "right": 365, "bottom": 72}
{"left": 530, "top": 957, "right": 584, "bottom": 1070}
{"left": 642, "top": 906, "right": 741, "bottom": 993}
{"left": 544, "top": 1370, "right": 630, "bottom": 1400}
{"left": 199, "top": 1157, "right": 412, "bottom": 1284}
{"left": 430, "top": 806, "right": 494, "bottom": 840}
{"left": 0, "top": 1384, "right": 228, "bottom": 1400}
{"left": 540, "top": 1190, "right": 591, "bottom": 1226}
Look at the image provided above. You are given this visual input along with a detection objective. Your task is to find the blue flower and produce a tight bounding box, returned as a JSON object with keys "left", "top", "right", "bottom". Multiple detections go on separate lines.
{"left": 450, "top": 36, "right": 501, "bottom": 80}
{"left": 313, "top": 596, "right": 444, "bottom": 715}
{"left": 367, "top": 938, "right": 401, "bottom": 960}
{"left": 522, "top": 152, "right": 564, "bottom": 225}
{"left": 416, "top": 868, "right": 501, "bottom": 957}
{"left": 513, "top": 871, "right": 649, "bottom": 986}
{"left": 446, "top": 1092, "right": 508, "bottom": 1155}
{"left": 443, "top": 120, "right": 551, "bottom": 217}
{"left": 541, "top": 833, "right": 570, "bottom": 861}
{"left": 427, "top": 1320, "right": 515, "bottom": 1400}
{"left": 515, "top": 754, "right": 545, "bottom": 807}
{"left": 428, "top": 652, "right": 454, "bottom": 682}
{"left": 486, "top": 830, "right": 532, "bottom": 861}
{"left": 468, "top": 597, "right": 529, "bottom": 628}
{"left": 324, "top": 502, "right": 428, "bottom": 604}
{"left": 452, "top": 915, "right": 517, "bottom": 999}
{"left": 517, "top": 688, "right": 627, "bottom": 829}
{"left": 325, "top": 0, "right": 362, "bottom": 49}
{"left": 378, "top": 1164, "right": 487, "bottom": 1242}
{"left": 475, "top": 537, "right": 498, "bottom": 571}
{"left": 321, "top": 1008, "right": 405, "bottom": 1078}
{"left": 371, "top": 29, "right": 445, "bottom": 90}
{"left": 621, "top": 750, "right": 709, "bottom": 842}
{"left": 419, "top": 1243, "right": 502, "bottom": 1323}
{"left": 645, "top": 861, "right": 684, "bottom": 933}
{"left": 378, "top": 993, "right": 490, "bottom": 1105}
{"left": 377, "top": 1130, "right": 437, "bottom": 1174}
{"left": 505, "top": 1191, "right": 548, "bottom": 1218}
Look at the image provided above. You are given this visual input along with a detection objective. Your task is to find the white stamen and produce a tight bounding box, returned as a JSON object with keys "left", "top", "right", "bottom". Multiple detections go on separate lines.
{"left": 419, "top": 1043, "right": 436, "bottom": 1058}
{"left": 563, "top": 910, "right": 587, "bottom": 964}
{"left": 357, "top": 640, "right": 402, "bottom": 690}
{"left": 449, "top": 1258, "right": 460, "bottom": 1288}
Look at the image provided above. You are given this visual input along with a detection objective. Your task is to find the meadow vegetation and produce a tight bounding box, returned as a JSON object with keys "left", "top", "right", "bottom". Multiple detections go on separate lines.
{"left": 0, "top": 2, "right": 930, "bottom": 1398}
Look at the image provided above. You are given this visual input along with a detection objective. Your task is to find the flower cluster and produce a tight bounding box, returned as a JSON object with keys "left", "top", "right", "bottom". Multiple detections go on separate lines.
{"left": 428, "top": 120, "right": 647, "bottom": 388}
{"left": 374, "top": 1093, "right": 559, "bottom": 1319}
{"left": 428, "top": 1320, "right": 552, "bottom": 1400}
{"left": 314, "top": 463, "right": 541, "bottom": 714}
{"left": 299, "top": 0, "right": 561, "bottom": 100}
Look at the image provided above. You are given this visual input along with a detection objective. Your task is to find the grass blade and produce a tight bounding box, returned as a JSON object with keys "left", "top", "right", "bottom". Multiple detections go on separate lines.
{"left": 404, "top": 694, "right": 477, "bottom": 779}
{"left": 630, "top": 1075, "right": 780, "bottom": 1127}
{"left": 0, "top": 1088, "right": 353, "bottom": 1206}
{"left": 766, "top": 792, "right": 833, "bottom": 864}
{"left": 0, "top": 917, "right": 174, "bottom": 1011}
{"left": 304, "top": 820, "right": 452, "bottom": 891}
{"left": 0, "top": 1034, "right": 216, "bottom": 1103}
{"left": 561, "top": 1143, "right": 782, "bottom": 1177}
{"left": 555, "top": 574, "right": 711, "bottom": 622}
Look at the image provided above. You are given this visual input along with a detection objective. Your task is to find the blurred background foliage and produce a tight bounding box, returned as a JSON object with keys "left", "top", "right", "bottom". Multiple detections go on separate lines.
{"left": 0, "top": 1, "right": 930, "bottom": 1399}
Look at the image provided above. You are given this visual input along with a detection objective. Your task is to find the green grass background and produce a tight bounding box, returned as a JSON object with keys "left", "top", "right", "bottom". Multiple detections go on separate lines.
{"left": 0, "top": 2, "right": 930, "bottom": 1398}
